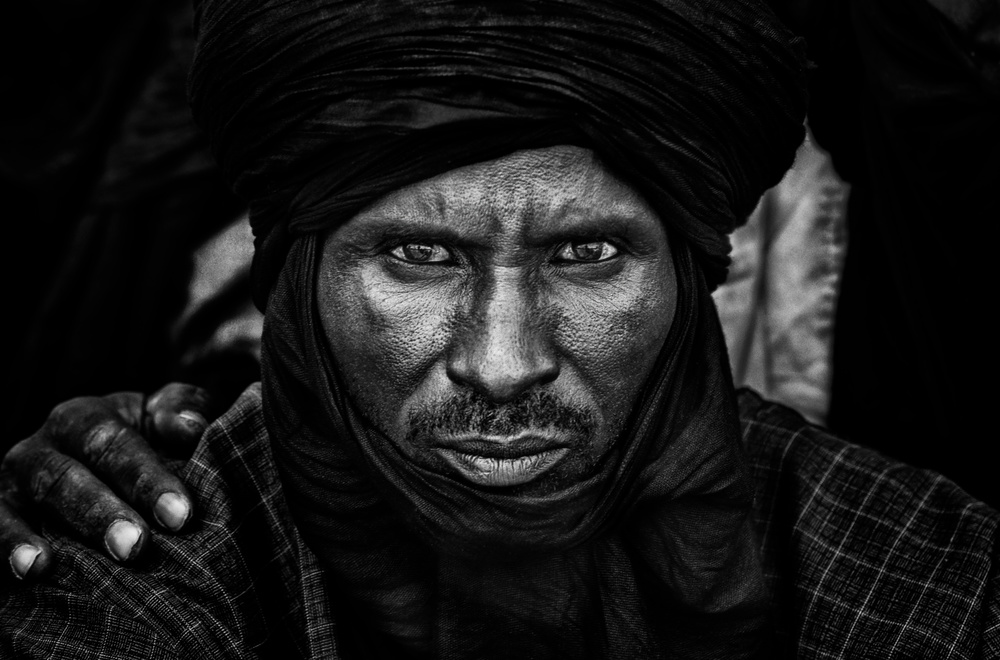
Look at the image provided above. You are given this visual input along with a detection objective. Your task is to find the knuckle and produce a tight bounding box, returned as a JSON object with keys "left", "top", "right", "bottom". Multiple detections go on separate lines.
{"left": 179, "top": 382, "right": 209, "bottom": 398}
{"left": 105, "top": 391, "right": 141, "bottom": 414}
{"left": 79, "top": 494, "right": 120, "bottom": 526}
{"left": 156, "top": 382, "right": 210, "bottom": 410}
{"left": 2, "top": 438, "right": 36, "bottom": 472}
{"left": 81, "top": 421, "right": 133, "bottom": 466}
{"left": 128, "top": 469, "right": 158, "bottom": 502}
{"left": 28, "top": 452, "right": 77, "bottom": 506}
{"left": 48, "top": 397, "right": 92, "bottom": 427}
{"left": 146, "top": 388, "right": 166, "bottom": 411}
{"left": 0, "top": 487, "right": 19, "bottom": 515}
{"left": 47, "top": 397, "right": 113, "bottom": 439}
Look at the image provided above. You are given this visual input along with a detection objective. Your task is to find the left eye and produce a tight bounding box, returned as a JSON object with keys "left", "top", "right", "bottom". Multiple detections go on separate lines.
{"left": 390, "top": 242, "right": 453, "bottom": 264}
{"left": 554, "top": 240, "right": 620, "bottom": 263}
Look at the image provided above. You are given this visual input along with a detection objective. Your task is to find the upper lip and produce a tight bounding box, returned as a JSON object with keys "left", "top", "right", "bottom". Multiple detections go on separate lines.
{"left": 432, "top": 432, "right": 570, "bottom": 459}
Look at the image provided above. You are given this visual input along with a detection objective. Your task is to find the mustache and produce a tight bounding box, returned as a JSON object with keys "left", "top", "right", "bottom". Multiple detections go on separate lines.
{"left": 406, "top": 390, "right": 596, "bottom": 441}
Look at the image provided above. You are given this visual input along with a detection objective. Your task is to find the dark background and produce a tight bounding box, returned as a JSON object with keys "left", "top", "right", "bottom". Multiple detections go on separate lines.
{"left": 2, "top": 0, "right": 996, "bottom": 505}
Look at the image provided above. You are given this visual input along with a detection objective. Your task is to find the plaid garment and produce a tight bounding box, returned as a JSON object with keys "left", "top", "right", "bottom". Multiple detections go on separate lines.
{"left": 1, "top": 384, "right": 997, "bottom": 659}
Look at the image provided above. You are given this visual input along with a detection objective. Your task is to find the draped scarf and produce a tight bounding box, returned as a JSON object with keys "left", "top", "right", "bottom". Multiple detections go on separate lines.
{"left": 188, "top": 1, "right": 809, "bottom": 657}
{"left": 189, "top": 0, "right": 808, "bottom": 307}
{"left": 263, "top": 233, "right": 771, "bottom": 658}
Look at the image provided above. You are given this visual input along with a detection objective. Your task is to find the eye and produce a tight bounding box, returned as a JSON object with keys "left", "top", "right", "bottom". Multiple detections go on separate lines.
{"left": 554, "top": 240, "right": 620, "bottom": 263}
{"left": 389, "top": 242, "right": 453, "bottom": 264}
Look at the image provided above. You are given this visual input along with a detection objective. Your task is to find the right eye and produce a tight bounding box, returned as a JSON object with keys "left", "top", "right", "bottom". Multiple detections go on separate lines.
{"left": 553, "top": 240, "right": 620, "bottom": 263}
{"left": 389, "top": 242, "right": 453, "bottom": 264}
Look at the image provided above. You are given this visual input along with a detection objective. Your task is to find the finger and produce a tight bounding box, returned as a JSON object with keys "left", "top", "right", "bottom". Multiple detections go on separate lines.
{"left": 0, "top": 494, "right": 54, "bottom": 580}
{"left": 144, "top": 383, "right": 214, "bottom": 453}
{"left": 48, "top": 409, "right": 194, "bottom": 533}
{"left": 11, "top": 448, "right": 149, "bottom": 562}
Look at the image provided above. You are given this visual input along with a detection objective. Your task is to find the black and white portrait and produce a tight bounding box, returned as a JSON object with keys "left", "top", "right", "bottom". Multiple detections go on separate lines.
{"left": 1, "top": 0, "right": 997, "bottom": 657}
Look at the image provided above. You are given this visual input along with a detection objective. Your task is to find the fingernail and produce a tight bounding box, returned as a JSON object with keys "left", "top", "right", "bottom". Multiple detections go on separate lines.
{"left": 9, "top": 544, "right": 42, "bottom": 579}
{"left": 177, "top": 410, "right": 207, "bottom": 434}
{"left": 154, "top": 492, "right": 191, "bottom": 532}
{"left": 104, "top": 520, "right": 142, "bottom": 561}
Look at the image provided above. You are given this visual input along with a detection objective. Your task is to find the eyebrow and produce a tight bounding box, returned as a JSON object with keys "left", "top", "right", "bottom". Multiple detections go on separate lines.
{"left": 526, "top": 212, "right": 663, "bottom": 254}
{"left": 342, "top": 182, "right": 664, "bottom": 252}
{"left": 339, "top": 209, "right": 491, "bottom": 252}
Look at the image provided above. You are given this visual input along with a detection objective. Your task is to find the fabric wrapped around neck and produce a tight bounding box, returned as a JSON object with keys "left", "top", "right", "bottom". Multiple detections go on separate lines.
{"left": 189, "top": 0, "right": 808, "bottom": 307}
{"left": 188, "top": 0, "right": 809, "bottom": 657}
{"left": 263, "top": 233, "right": 773, "bottom": 658}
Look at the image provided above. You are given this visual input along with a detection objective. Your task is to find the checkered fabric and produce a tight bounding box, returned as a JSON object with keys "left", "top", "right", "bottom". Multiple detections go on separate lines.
{"left": 1, "top": 384, "right": 996, "bottom": 658}
{"left": 741, "top": 390, "right": 1000, "bottom": 658}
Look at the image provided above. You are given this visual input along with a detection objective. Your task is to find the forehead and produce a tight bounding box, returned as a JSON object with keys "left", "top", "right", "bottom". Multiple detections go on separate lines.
{"left": 341, "top": 145, "right": 662, "bottom": 240}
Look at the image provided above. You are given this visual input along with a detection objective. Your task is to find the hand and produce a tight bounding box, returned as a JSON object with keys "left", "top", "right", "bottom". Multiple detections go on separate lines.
{"left": 0, "top": 383, "right": 213, "bottom": 580}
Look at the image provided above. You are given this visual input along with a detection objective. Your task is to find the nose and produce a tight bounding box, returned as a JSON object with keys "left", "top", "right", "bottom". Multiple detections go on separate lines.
{"left": 446, "top": 269, "right": 559, "bottom": 403}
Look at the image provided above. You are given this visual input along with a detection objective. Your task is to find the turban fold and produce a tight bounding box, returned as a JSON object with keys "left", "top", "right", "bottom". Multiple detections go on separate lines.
{"left": 190, "top": 0, "right": 808, "bottom": 308}
{"left": 189, "top": 0, "right": 809, "bottom": 657}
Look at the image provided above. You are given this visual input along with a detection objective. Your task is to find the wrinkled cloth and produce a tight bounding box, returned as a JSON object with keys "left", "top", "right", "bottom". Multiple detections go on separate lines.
{"left": 188, "top": 1, "right": 810, "bottom": 656}
{"left": 714, "top": 128, "right": 849, "bottom": 425}
{"left": 189, "top": 0, "right": 809, "bottom": 305}
{"left": 182, "top": 0, "right": 814, "bottom": 656}
{"left": 2, "top": 384, "right": 997, "bottom": 659}
{"left": 263, "top": 234, "right": 771, "bottom": 658}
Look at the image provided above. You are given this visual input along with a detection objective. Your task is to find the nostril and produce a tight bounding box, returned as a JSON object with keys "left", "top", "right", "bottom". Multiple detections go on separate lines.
{"left": 446, "top": 340, "right": 560, "bottom": 403}
{"left": 535, "top": 359, "right": 559, "bottom": 385}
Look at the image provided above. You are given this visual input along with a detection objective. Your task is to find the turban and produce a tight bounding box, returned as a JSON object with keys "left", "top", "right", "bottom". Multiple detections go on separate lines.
{"left": 189, "top": 1, "right": 808, "bottom": 657}
{"left": 190, "top": 0, "right": 808, "bottom": 308}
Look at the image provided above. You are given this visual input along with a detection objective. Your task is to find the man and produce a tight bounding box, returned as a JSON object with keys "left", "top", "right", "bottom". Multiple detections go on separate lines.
{"left": 1, "top": 0, "right": 997, "bottom": 658}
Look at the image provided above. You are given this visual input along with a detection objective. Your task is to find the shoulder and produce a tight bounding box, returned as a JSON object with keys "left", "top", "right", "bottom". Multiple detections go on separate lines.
{"left": 182, "top": 381, "right": 274, "bottom": 517}
{"left": 737, "top": 388, "right": 1000, "bottom": 658}
{"left": 0, "top": 384, "right": 279, "bottom": 660}
{"left": 0, "top": 521, "right": 261, "bottom": 660}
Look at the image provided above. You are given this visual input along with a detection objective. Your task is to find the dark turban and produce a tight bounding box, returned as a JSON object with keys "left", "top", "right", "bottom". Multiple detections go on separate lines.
{"left": 189, "top": 1, "right": 808, "bottom": 658}
{"left": 190, "top": 0, "right": 808, "bottom": 308}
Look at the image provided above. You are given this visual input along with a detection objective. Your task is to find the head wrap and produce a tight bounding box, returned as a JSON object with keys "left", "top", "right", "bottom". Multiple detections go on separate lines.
{"left": 190, "top": 1, "right": 808, "bottom": 657}
{"left": 190, "top": 0, "right": 807, "bottom": 307}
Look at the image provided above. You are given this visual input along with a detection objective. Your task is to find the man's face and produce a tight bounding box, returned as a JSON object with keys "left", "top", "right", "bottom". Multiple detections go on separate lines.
{"left": 318, "top": 145, "right": 676, "bottom": 495}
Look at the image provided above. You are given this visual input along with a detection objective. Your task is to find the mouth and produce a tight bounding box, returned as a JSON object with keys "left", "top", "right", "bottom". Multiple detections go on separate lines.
{"left": 431, "top": 433, "right": 571, "bottom": 487}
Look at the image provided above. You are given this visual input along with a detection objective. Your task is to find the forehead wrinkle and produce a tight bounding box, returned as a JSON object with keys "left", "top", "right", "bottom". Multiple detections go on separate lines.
{"left": 487, "top": 158, "right": 543, "bottom": 243}
{"left": 512, "top": 151, "right": 656, "bottom": 243}
{"left": 470, "top": 147, "right": 606, "bottom": 243}
{"left": 412, "top": 157, "right": 542, "bottom": 242}
{"left": 351, "top": 146, "right": 654, "bottom": 242}
{"left": 347, "top": 177, "right": 478, "bottom": 239}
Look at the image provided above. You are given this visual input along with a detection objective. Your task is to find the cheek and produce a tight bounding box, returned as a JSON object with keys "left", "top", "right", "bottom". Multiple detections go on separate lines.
{"left": 549, "top": 266, "right": 674, "bottom": 427}
{"left": 319, "top": 264, "right": 457, "bottom": 430}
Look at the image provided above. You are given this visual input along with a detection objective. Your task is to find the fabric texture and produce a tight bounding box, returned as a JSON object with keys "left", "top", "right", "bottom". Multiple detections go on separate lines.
{"left": 714, "top": 128, "right": 849, "bottom": 425}
{"left": 263, "top": 233, "right": 770, "bottom": 658}
{"left": 188, "top": 0, "right": 809, "bottom": 305}
{"left": 186, "top": 1, "right": 810, "bottom": 656}
{"left": 2, "top": 384, "right": 996, "bottom": 659}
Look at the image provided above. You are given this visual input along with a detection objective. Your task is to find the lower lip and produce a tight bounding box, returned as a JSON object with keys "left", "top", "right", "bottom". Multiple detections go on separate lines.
{"left": 435, "top": 447, "right": 570, "bottom": 487}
